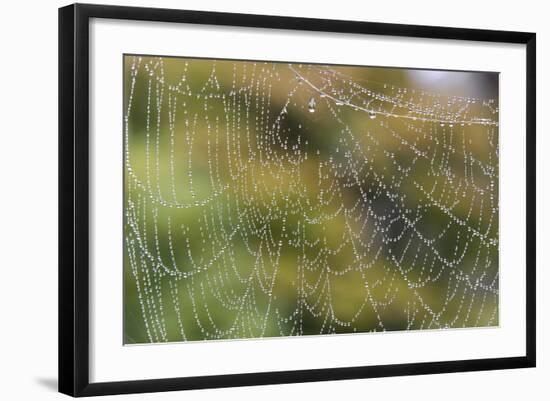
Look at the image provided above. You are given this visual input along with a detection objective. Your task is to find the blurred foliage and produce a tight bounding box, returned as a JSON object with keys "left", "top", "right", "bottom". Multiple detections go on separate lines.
{"left": 123, "top": 55, "right": 499, "bottom": 344}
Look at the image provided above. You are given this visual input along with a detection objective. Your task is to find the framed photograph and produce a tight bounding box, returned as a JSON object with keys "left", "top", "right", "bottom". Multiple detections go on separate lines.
{"left": 58, "top": 3, "right": 536, "bottom": 397}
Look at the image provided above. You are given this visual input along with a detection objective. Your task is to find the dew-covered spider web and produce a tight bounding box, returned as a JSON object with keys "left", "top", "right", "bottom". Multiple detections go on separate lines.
{"left": 123, "top": 55, "right": 499, "bottom": 344}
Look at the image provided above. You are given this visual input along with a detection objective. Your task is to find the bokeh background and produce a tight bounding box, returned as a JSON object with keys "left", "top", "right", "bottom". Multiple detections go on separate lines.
{"left": 123, "top": 55, "right": 499, "bottom": 344}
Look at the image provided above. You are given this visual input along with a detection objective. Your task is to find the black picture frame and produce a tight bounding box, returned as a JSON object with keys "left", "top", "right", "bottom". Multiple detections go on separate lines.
{"left": 59, "top": 3, "right": 536, "bottom": 397}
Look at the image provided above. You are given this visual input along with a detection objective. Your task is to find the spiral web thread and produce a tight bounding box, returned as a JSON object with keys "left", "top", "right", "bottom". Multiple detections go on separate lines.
{"left": 124, "top": 55, "right": 499, "bottom": 344}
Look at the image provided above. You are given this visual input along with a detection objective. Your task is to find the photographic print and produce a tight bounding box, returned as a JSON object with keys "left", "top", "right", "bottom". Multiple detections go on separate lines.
{"left": 123, "top": 55, "right": 499, "bottom": 344}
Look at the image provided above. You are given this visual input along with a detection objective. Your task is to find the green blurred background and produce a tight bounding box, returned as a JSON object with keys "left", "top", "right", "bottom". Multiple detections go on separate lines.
{"left": 123, "top": 55, "right": 499, "bottom": 344}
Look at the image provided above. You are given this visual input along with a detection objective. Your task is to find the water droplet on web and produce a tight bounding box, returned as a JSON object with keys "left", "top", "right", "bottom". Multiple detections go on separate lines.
{"left": 308, "top": 97, "right": 316, "bottom": 113}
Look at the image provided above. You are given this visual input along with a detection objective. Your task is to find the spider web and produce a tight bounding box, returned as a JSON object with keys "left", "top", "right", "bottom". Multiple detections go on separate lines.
{"left": 123, "top": 55, "right": 499, "bottom": 344}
